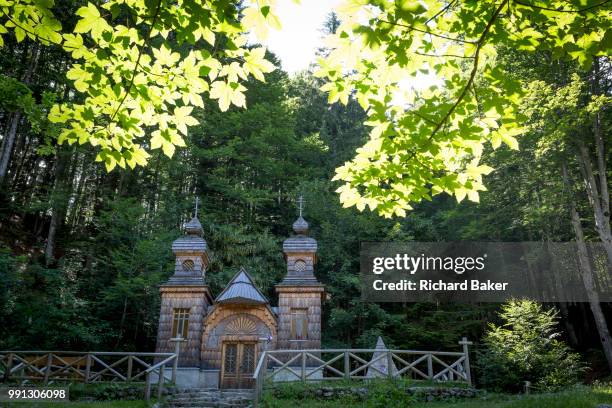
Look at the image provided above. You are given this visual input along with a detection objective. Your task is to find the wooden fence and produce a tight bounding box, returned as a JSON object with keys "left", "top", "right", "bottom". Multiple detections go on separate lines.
{"left": 253, "top": 338, "right": 472, "bottom": 407}
{"left": 0, "top": 350, "right": 177, "bottom": 400}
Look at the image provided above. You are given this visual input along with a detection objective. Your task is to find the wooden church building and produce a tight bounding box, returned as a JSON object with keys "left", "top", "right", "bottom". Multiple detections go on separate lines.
{"left": 155, "top": 207, "right": 325, "bottom": 389}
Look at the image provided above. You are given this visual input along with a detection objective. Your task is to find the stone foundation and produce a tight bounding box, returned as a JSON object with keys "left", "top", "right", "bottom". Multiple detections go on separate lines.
{"left": 270, "top": 367, "right": 324, "bottom": 382}
{"left": 271, "top": 385, "right": 479, "bottom": 401}
{"left": 150, "top": 367, "right": 220, "bottom": 389}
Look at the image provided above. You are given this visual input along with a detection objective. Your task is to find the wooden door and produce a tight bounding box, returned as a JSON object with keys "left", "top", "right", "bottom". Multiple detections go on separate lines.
{"left": 221, "top": 342, "right": 257, "bottom": 389}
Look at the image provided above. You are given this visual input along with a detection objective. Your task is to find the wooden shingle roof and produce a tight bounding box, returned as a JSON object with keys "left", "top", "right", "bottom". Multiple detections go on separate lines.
{"left": 215, "top": 268, "right": 268, "bottom": 304}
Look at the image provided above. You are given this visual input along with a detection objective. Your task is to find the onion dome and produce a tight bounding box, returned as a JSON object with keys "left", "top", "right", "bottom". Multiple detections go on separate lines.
{"left": 185, "top": 217, "right": 203, "bottom": 235}
{"left": 280, "top": 214, "right": 320, "bottom": 285}
{"left": 292, "top": 216, "right": 309, "bottom": 235}
{"left": 283, "top": 216, "right": 317, "bottom": 254}
{"left": 171, "top": 216, "right": 208, "bottom": 255}
{"left": 165, "top": 215, "right": 209, "bottom": 286}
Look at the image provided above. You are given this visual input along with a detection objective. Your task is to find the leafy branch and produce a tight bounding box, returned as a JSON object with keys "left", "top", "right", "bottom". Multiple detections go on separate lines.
{"left": 513, "top": 0, "right": 612, "bottom": 13}
{"left": 404, "top": 0, "right": 510, "bottom": 161}
{"left": 107, "top": 0, "right": 163, "bottom": 125}
{"left": 0, "top": 10, "right": 72, "bottom": 48}
{"left": 378, "top": 19, "right": 478, "bottom": 45}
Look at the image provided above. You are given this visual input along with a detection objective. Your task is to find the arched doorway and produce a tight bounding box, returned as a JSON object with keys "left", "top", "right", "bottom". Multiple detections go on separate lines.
{"left": 221, "top": 340, "right": 257, "bottom": 388}
{"left": 201, "top": 311, "right": 276, "bottom": 389}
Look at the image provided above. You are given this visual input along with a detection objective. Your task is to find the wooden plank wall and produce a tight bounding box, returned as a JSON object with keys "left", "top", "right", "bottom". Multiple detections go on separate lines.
{"left": 155, "top": 286, "right": 211, "bottom": 367}
{"left": 276, "top": 287, "right": 324, "bottom": 350}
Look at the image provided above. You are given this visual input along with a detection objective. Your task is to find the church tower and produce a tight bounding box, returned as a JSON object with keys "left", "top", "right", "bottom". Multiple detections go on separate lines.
{"left": 155, "top": 202, "right": 213, "bottom": 367}
{"left": 276, "top": 197, "right": 325, "bottom": 350}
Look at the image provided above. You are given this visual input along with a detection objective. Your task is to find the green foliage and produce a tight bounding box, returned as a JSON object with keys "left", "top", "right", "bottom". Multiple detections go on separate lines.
{"left": 523, "top": 73, "right": 610, "bottom": 158}
{"left": 0, "top": 74, "right": 50, "bottom": 132}
{"left": 262, "top": 379, "right": 423, "bottom": 408}
{"left": 16, "top": 401, "right": 152, "bottom": 408}
{"left": 477, "top": 299, "right": 583, "bottom": 392}
{"left": 90, "top": 198, "right": 177, "bottom": 349}
{"left": 263, "top": 383, "right": 612, "bottom": 408}
{"left": 367, "top": 380, "right": 417, "bottom": 408}
{"left": 69, "top": 383, "right": 144, "bottom": 401}
{"left": 0, "top": 250, "right": 107, "bottom": 349}
{"left": 1, "top": 0, "right": 281, "bottom": 171}
{"left": 2, "top": 0, "right": 609, "bottom": 216}
{"left": 0, "top": 8, "right": 609, "bottom": 376}
{"left": 318, "top": 0, "right": 611, "bottom": 216}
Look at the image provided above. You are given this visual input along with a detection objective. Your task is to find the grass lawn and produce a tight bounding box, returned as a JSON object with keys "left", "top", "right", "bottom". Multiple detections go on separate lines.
{"left": 0, "top": 401, "right": 152, "bottom": 408}
{"left": 0, "top": 383, "right": 153, "bottom": 407}
{"left": 413, "top": 386, "right": 612, "bottom": 408}
{"left": 261, "top": 383, "right": 612, "bottom": 408}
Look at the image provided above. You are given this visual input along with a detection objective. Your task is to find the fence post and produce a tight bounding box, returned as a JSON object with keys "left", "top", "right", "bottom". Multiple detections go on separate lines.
{"left": 459, "top": 337, "right": 473, "bottom": 386}
{"left": 344, "top": 351, "right": 350, "bottom": 379}
{"left": 4, "top": 353, "right": 14, "bottom": 382}
{"left": 84, "top": 354, "right": 92, "bottom": 383}
{"left": 253, "top": 370, "right": 260, "bottom": 408}
{"left": 253, "top": 352, "right": 267, "bottom": 408}
{"left": 261, "top": 353, "right": 267, "bottom": 399}
{"left": 157, "top": 365, "right": 165, "bottom": 400}
{"left": 127, "top": 355, "right": 133, "bottom": 381}
{"left": 387, "top": 350, "right": 393, "bottom": 379}
{"left": 169, "top": 335, "right": 185, "bottom": 384}
{"left": 524, "top": 381, "right": 531, "bottom": 395}
{"left": 301, "top": 352, "right": 306, "bottom": 381}
{"left": 43, "top": 353, "right": 52, "bottom": 384}
{"left": 427, "top": 354, "right": 433, "bottom": 380}
{"left": 144, "top": 372, "right": 151, "bottom": 401}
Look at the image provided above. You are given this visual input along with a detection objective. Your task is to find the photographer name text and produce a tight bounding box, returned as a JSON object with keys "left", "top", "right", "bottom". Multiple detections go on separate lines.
{"left": 372, "top": 279, "right": 508, "bottom": 292}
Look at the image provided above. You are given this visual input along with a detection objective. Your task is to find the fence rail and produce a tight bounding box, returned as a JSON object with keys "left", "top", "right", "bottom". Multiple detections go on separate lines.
{"left": 0, "top": 350, "right": 178, "bottom": 401}
{"left": 253, "top": 337, "right": 472, "bottom": 407}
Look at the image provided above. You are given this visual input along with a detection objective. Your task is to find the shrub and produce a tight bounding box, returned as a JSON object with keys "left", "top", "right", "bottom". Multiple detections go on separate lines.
{"left": 69, "top": 383, "right": 144, "bottom": 401}
{"left": 367, "top": 380, "right": 416, "bottom": 408}
{"left": 477, "top": 299, "right": 583, "bottom": 392}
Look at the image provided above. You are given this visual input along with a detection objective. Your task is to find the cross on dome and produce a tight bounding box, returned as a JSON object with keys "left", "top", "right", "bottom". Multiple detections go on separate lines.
{"left": 184, "top": 196, "right": 203, "bottom": 236}
{"left": 297, "top": 194, "right": 305, "bottom": 217}
{"left": 292, "top": 194, "right": 309, "bottom": 234}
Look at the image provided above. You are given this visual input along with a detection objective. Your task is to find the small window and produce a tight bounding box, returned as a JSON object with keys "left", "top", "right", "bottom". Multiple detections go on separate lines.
{"left": 182, "top": 259, "right": 195, "bottom": 271}
{"left": 294, "top": 260, "right": 306, "bottom": 273}
{"left": 171, "top": 308, "right": 190, "bottom": 338}
{"left": 290, "top": 308, "right": 308, "bottom": 340}
{"left": 224, "top": 343, "right": 237, "bottom": 374}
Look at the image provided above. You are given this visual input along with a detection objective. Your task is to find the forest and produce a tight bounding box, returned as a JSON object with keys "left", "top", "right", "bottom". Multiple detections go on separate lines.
{"left": 0, "top": 0, "right": 611, "bottom": 389}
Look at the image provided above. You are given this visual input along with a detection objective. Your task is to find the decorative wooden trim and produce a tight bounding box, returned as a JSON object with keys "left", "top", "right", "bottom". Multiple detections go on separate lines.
{"left": 200, "top": 304, "right": 277, "bottom": 370}
{"left": 275, "top": 285, "right": 325, "bottom": 293}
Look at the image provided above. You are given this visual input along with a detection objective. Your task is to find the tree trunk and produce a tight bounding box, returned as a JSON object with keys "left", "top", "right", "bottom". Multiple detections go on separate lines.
{"left": 67, "top": 152, "right": 91, "bottom": 230}
{"left": 0, "top": 45, "right": 41, "bottom": 183}
{"left": 576, "top": 141, "right": 612, "bottom": 266}
{"left": 543, "top": 240, "right": 579, "bottom": 345}
{"left": 0, "top": 113, "right": 23, "bottom": 183}
{"left": 579, "top": 57, "right": 612, "bottom": 266}
{"left": 44, "top": 148, "right": 73, "bottom": 265}
{"left": 562, "top": 161, "right": 612, "bottom": 372}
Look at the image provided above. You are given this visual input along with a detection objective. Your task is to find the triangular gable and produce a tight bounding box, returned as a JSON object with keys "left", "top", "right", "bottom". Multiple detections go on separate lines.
{"left": 215, "top": 267, "right": 268, "bottom": 304}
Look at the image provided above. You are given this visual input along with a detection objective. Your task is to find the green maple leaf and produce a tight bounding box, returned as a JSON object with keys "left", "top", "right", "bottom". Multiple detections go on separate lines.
{"left": 209, "top": 81, "right": 246, "bottom": 112}
{"left": 173, "top": 106, "right": 199, "bottom": 136}
{"left": 152, "top": 44, "right": 180, "bottom": 67}
{"left": 74, "top": 3, "right": 110, "bottom": 39}
{"left": 243, "top": 47, "right": 275, "bottom": 81}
